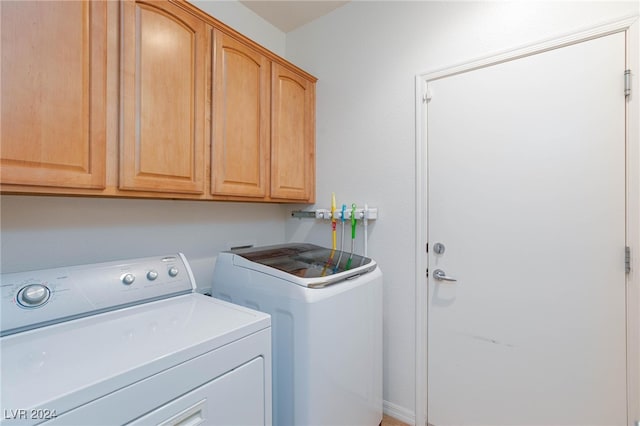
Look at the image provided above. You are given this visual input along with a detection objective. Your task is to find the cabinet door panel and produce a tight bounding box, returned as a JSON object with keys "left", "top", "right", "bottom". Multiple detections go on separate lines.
{"left": 271, "top": 63, "right": 315, "bottom": 201}
{"left": 120, "top": 0, "right": 207, "bottom": 194}
{"left": 211, "top": 30, "right": 269, "bottom": 197}
{"left": 0, "top": 1, "right": 107, "bottom": 189}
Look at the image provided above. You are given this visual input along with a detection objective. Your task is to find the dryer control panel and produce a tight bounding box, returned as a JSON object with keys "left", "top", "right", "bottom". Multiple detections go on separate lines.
{"left": 0, "top": 254, "right": 195, "bottom": 336}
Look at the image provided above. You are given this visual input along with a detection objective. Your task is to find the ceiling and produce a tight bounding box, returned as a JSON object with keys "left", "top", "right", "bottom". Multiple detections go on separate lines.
{"left": 239, "top": 1, "right": 350, "bottom": 32}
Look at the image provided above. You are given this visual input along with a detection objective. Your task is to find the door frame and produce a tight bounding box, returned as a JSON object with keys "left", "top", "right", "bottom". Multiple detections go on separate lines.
{"left": 414, "top": 16, "right": 639, "bottom": 426}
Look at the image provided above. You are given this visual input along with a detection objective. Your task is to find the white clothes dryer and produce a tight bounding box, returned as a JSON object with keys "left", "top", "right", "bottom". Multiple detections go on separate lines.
{"left": 212, "top": 243, "right": 383, "bottom": 426}
{"left": 1, "top": 254, "right": 271, "bottom": 426}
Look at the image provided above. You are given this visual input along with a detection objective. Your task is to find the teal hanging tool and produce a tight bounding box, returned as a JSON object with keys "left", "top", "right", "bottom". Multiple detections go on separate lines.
{"left": 335, "top": 204, "right": 347, "bottom": 272}
{"left": 346, "top": 203, "right": 357, "bottom": 269}
{"left": 340, "top": 204, "right": 346, "bottom": 251}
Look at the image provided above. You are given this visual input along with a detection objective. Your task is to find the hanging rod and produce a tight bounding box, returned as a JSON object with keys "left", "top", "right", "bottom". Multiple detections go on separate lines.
{"left": 290, "top": 207, "right": 378, "bottom": 220}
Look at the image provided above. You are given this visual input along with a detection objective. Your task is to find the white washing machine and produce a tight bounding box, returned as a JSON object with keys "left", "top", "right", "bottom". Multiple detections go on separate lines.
{"left": 0, "top": 253, "right": 271, "bottom": 426}
{"left": 212, "top": 243, "right": 383, "bottom": 426}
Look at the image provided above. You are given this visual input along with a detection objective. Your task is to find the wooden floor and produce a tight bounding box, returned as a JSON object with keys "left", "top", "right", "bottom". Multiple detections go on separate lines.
{"left": 381, "top": 414, "right": 410, "bottom": 426}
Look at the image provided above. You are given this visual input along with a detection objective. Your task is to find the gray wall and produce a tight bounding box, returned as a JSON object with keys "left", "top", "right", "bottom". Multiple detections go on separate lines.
{"left": 0, "top": 196, "right": 288, "bottom": 292}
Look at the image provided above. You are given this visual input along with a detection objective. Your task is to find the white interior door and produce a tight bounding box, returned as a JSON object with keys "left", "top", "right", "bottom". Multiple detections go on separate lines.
{"left": 427, "top": 32, "right": 627, "bottom": 426}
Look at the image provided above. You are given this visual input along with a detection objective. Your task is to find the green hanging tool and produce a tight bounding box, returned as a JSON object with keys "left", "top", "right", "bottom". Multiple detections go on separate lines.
{"left": 346, "top": 203, "right": 357, "bottom": 269}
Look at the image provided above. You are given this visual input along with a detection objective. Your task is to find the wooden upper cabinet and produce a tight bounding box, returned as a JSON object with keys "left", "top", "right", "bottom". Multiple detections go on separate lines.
{"left": 211, "top": 30, "right": 270, "bottom": 197}
{"left": 0, "top": 0, "right": 315, "bottom": 202}
{"left": 270, "top": 63, "right": 316, "bottom": 201}
{"left": 120, "top": 0, "right": 209, "bottom": 194}
{"left": 0, "top": 1, "right": 107, "bottom": 189}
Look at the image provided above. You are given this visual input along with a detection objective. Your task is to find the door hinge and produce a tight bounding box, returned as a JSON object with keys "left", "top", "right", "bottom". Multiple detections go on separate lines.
{"left": 625, "top": 69, "right": 631, "bottom": 97}
{"left": 423, "top": 87, "right": 432, "bottom": 103}
{"left": 626, "top": 246, "right": 631, "bottom": 273}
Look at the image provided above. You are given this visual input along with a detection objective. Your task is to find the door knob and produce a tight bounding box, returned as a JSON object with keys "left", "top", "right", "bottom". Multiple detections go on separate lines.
{"left": 433, "top": 269, "right": 457, "bottom": 282}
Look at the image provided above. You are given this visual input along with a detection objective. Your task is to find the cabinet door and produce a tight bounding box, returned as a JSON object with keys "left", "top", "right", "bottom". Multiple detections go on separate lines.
{"left": 120, "top": 0, "right": 208, "bottom": 194}
{"left": 270, "top": 63, "right": 315, "bottom": 201}
{"left": 211, "top": 30, "right": 269, "bottom": 197}
{"left": 0, "top": 1, "right": 107, "bottom": 189}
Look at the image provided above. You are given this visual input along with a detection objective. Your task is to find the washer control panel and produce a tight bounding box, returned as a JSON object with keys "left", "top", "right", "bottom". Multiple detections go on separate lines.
{"left": 1, "top": 253, "right": 195, "bottom": 336}
{"left": 16, "top": 283, "right": 51, "bottom": 308}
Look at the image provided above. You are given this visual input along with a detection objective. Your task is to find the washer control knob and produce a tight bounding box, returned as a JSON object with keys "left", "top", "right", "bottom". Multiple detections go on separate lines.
{"left": 18, "top": 284, "right": 51, "bottom": 308}
{"left": 147, "top": 270, "right": 159, "bottom": 281}
{"left": 168, "top": 267, "right": 179, "bottom": 277}
{"left": 121, "top": 273, "right": 136, "bottom": 285}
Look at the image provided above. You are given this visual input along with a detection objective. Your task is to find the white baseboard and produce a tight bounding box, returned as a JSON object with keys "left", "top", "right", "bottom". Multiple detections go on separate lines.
{"left": 383, "top": 400, "right": 415, "bottom": 425}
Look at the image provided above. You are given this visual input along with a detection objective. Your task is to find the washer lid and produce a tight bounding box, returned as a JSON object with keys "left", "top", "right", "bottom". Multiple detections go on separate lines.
{"left": 229, "top": 243, "right": 377, "bottom": 288}
{"left": 0, "top": 293, "right": 270, "bottom": 417}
